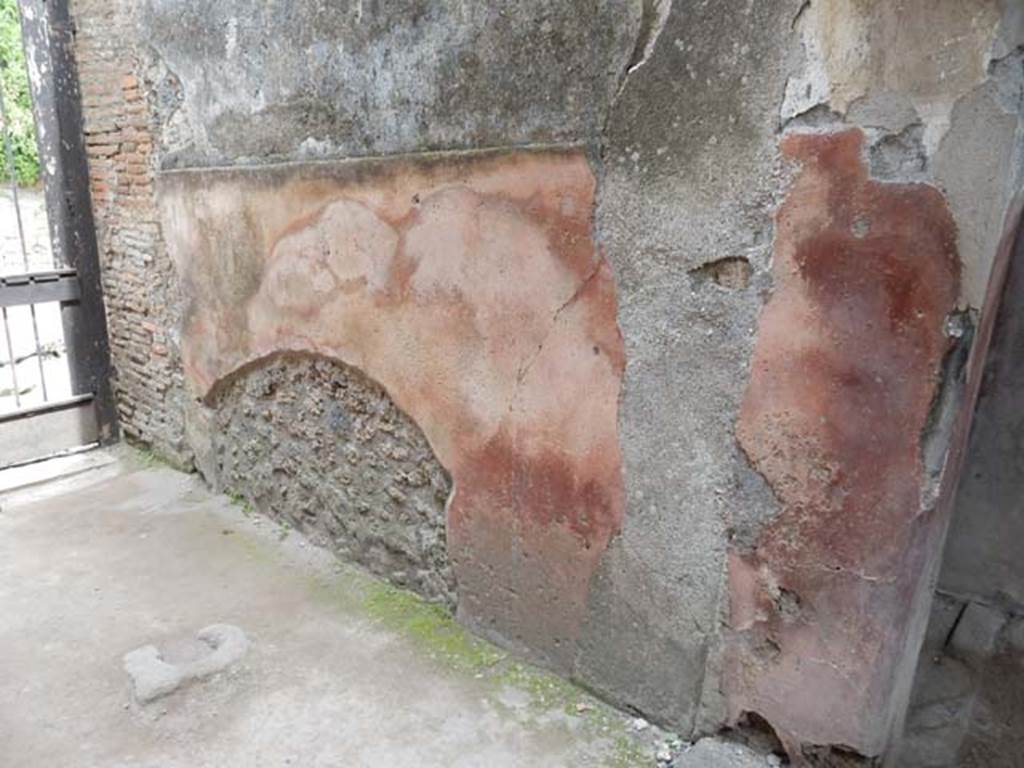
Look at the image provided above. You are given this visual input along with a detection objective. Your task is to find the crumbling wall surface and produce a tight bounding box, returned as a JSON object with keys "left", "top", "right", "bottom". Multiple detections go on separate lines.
{"left": 206, "top": 354, "right": 454, "bottom": 605}
{"left": 158, "top": 150, "right": 626, "bottom": 669}
{"left": 578, "top": 0, "right": 798, "bottom": 731}
{"left": 138, "top": 0, "right": 640, "bottom": 168}
{"left": 70, "top": 0, "right": 1024, "bottom": 762}
{"left": 730, "top": 128, "right": 960, "bottom": 755}
{"left": 720, "top": 1, "right": 1024, "bottom": 763}
{"left": 783, "top": 0, "right": 1024, "bottom": 309}
{"left": 70, "top": 0, "right": 642, "bottom": 462}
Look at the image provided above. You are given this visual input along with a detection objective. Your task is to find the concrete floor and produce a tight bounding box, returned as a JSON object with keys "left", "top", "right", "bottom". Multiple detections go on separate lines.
{"left": 0, "top": 449, "right": 773, "bottom": 768}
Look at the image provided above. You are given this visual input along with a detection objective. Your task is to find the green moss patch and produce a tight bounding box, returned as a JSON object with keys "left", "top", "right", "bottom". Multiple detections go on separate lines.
{"left": 359, "top": 582, "right": 654, "bottom": 767}
{"left": 363, "top": 583, "right": 506, "bottom": 673}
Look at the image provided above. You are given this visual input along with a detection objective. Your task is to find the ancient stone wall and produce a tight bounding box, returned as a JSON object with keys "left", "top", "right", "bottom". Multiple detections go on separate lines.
{"left": 68, "top": 0, "right": 1024, "bottom": 763}
{"left": 158, "top": 149, "right": 626, "bottom": 670}
{"left": 207, "top": 354, "right": 455, "bottom": 605}
{"left": 72, "top": 0, "right": 191, "bottom": 464}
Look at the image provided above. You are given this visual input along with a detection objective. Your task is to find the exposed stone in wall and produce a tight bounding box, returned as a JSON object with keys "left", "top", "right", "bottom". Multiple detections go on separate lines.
{"left": 72, "top": 0, "right": 191, "bottom": 465}
{"left": 69, "top": 0, "right": 1024, "bottom": 758}
{"left": 158, "top": 148, "right": 625, "bottom": 669}
{"left": 206, "top": 354, "right": 454, "bottom": 604}
{"left": 729, "top": 129, "right": 960, "bottom": 758}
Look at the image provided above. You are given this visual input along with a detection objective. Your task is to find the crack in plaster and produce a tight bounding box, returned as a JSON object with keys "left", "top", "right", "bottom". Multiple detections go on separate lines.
{"left": 610, "top": 0, "right": 672, "bottom": 111}
{"left": 513, "top": 258, "right": 607, "bottom": 395}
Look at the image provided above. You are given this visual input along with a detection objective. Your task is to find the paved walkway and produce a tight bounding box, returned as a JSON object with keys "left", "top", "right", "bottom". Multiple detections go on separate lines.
{"left": 0, "top": 449, "right": 774, "bottom": 768}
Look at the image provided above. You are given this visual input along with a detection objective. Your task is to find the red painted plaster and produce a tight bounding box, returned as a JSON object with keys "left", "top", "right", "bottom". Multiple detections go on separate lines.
{"left": 729, "top": 130, "right": 959, "bottom": 758}
{"left": 158, "top": 150, "right": 625, "bottom": 665}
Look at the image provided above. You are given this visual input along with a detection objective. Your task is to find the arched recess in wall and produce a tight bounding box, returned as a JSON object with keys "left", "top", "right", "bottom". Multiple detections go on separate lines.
{"left": 203, "top": 350, "right": 455, "bottom": 605}
{"left": 160, "top": 148, "right": 627, "bottom": 669}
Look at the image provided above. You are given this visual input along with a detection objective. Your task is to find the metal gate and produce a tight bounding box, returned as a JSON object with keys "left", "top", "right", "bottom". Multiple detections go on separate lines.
{"left": 0, "top": 0, "right": 115, "bottom": 468}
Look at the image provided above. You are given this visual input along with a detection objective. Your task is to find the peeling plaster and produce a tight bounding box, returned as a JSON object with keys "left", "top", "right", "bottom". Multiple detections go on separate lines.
{"left": 158, "top": 148, "right": 626, "bottom": 670}
{"left": 783, "top": 0, "right": 1003, "bottom": 155}
{"left": 728, "top": 129, "right": 959, "bottom": 759}
{"left": 71, "top": 0, "right": 1024, "bottom": 751}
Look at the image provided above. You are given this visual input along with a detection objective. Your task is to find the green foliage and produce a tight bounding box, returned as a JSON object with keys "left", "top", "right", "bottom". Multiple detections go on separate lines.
{"left": 0, "top": 0, "right": 38, "bottom": 186}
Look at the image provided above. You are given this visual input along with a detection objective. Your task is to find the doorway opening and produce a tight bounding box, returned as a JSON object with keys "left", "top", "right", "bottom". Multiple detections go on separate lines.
{"left": 0, "top": 0, "right": 115, "bottom": 468}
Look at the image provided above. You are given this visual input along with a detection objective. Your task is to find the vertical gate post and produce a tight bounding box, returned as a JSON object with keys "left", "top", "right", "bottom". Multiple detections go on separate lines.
{"left": 18, "top": 0, "right": 117, "bottom": 443}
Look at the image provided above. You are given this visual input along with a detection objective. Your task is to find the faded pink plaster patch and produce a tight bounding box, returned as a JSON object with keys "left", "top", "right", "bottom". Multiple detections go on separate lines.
{"left": 158, "top": 150, "right": 625, "bottom": 666}
{"left": 729, "top": 130, "right": 959, "bottom": 758}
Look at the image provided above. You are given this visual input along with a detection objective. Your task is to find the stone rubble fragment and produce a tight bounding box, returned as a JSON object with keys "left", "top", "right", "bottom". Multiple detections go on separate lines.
{"left": 123, "top": 624, "right": 249, "bottom": 703}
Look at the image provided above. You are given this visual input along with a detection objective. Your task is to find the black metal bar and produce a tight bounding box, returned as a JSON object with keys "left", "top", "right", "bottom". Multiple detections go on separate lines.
{"left": 18, "top": 0, "right": 118, "bottom": 443}
{"left": 28, "top": 304, "right": 47, "bottom": 399}
{"left": 0, "top": 270, "right": 81, "bottom": 307}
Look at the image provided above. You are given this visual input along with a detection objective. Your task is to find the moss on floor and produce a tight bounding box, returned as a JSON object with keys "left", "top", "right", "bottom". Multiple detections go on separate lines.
{"left": 363, "top": 583, "right": 507, "bottom": 672}
{"left": 129, "top": 443, "right": 662, "bottom": 768}
{"left": 360, "top": 581, "right": 654, "bottom": 768}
